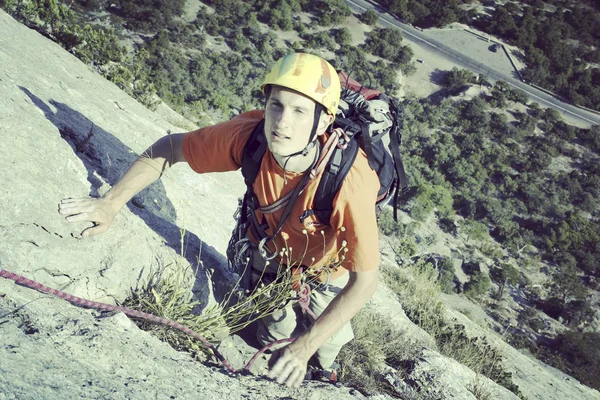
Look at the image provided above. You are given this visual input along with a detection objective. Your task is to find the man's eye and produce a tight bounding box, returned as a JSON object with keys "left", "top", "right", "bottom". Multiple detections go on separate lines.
{"left": 295, "top": 109, "right": 305, "bottom": 114}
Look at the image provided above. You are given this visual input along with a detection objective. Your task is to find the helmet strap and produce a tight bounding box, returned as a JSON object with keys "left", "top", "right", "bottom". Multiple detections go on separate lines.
{"left": 277, "top": 104, "right": 323, "bottom": 181}
{"left": 283, "top": 103, "right": 323, "bottom": 160}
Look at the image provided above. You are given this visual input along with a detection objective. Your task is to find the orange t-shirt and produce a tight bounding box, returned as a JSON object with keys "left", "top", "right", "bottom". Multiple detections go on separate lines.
{"left": 182, "top": 110, "right": 380, "bottom": 280}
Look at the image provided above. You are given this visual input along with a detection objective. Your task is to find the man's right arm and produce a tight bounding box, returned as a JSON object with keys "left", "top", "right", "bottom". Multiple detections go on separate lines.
{"left": 59, "top": 133, "right": 186, "bottom": 237}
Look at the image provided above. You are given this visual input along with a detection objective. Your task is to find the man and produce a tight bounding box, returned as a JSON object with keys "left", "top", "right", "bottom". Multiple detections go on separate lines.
{"left": 59, "top": 53, "right": 380, "bottom": 387}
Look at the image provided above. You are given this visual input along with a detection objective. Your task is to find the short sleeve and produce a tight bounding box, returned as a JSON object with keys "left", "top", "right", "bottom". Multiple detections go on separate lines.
{"left": 182, "top": 110, "right": 264, "bottom": 174}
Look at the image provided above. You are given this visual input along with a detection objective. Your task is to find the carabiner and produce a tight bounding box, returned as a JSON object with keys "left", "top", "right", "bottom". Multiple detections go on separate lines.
{"left": 257, "top": 237, "right": 278, "bottom": 261}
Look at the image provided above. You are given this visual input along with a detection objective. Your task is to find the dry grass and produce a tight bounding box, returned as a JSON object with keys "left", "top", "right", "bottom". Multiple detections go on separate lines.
{"left": 381, "top": 258, "right": 522, "bottom": 396}
{"left": 337, "top": 306, "right": 422, "bottom": 397}
{"left": 122, "top": 230, "right": 347, "bottom": 362}
{"left": 467, "top": 376, "right": 496, "bottom": 400}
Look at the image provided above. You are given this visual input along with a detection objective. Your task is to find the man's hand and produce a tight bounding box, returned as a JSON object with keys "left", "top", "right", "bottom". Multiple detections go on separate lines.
{"left": 268, "top": 342, "right": 311, "bottom": 388}
{"left": 58, "top": 197, "right": 117, "bottom": 237}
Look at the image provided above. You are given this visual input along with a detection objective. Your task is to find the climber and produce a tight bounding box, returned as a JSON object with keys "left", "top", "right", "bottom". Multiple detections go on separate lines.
{"left": 58, "top": 53, "right": 380, "bottom": 388}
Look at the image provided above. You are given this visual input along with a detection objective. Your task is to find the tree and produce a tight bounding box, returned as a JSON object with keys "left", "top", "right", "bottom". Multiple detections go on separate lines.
{"left": 441, "top": 67, "right": 475, "bottom": 90}
{"left": 546, "top": 261, "right": 587, "bottom": 305}
{"left": 460, "top": 219, "right": 488, "bottom": 244}
{"left": 464, "top": 271, "right": 491, "bottom": 298}
{"left": 552, "top": 331, "right": 600, "bottom": 389}
{"left": 489, "top": 6, "right": 518, "bottom": 40}
{"left": 332, "top": 27, "right": 352, "bottom": 46}
{"left": 490, "top": 263, "right": 520, "bottom": 298}
{"left": 360, "top": 9, "right": 378, "bottom": 25}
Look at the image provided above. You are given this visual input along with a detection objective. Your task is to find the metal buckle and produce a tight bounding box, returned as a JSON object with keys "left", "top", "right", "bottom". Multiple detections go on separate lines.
{"left": 257, "top": 237, "right": 277, "bottom": 261}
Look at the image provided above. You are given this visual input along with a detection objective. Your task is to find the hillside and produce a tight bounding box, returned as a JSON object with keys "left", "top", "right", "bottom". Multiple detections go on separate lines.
{"left": 1, "top": 4, "right": 599, "bottom": 400}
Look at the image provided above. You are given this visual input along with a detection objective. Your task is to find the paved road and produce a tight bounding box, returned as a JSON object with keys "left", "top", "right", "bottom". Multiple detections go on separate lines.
{"left": 346, "top": 0, "right": 600, "bottom": 127}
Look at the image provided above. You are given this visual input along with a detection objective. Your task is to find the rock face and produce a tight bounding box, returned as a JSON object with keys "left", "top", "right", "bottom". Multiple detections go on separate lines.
{"left": 1, "top": 10, "right": 599, "bottom": 400}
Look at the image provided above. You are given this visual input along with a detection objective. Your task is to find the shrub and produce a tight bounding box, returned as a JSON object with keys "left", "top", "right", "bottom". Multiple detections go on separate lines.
{"left": 441, "top": 67, "right": 476, "bottom": 90}
{"left": 338, "top": 307, "right": 421, "bottom": 396}
{"left": 332, "top": 27, "right": 352, "bottom": 46}
{"left": 362, "top": 28, "right": 413, "bottom": 65}
{"left": 382, "top": 261, "right": 521, "bottom": 396}
{"left": 114, "top": 0, "right": 186, "bottom": 32}
{"left": 464, "top": 271, "right": 491, "bottom": 299}
{"left": 302, "top": 30, "right": 337, "bottom": 51}
{"left": 506, "top": 87, "right": 529, "bottom": 104}
{"left": 360, "top": 9, "right": 378, "bottom": 26}
{"left": 72, "top": 24, "right": 126, "bottom": 65}
{"left": 377, "top": 208, "right": 399, "bottom": 236}
{"left": 549, "top": 331, "right": 600, "bottom": 390}
{"left": 437, "top": 256, "right": 456, "bottom": 294}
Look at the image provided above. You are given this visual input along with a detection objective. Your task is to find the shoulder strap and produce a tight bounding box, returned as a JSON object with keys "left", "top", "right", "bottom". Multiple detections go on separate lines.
{"left": 388, "top": 99, "right": 409, "bottom": 221}
{"left": 241, "top": 120, "right": 267, "bottom": 188}
{"left": 311, "top": 139, "right": 359, "bottom": 226}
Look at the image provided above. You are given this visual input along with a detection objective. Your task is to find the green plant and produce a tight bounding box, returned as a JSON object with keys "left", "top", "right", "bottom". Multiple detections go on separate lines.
{"left": 441, "top": 67, "right": 476, "bottom": 90}
{"left": 437, "top": 257, "right": 456, "bottom": 294}
{"left": 122, "top": 225, "right": 352, "bottom": 365}
{"left": 360, "top": 9, "right": 379, "bottom": 26}
{"left": 383, "top": 260, "right": 446, "bottom": 336}
{"left": 377, "top": 208, "right": 399, "bottom": 236}
{"left": 122, "top": 261, "right": 226, "bottom": 359}
{"left": 545, "top": 331, "right": 600, "bottom": 390}
{"left": 464, "top": 271, "right": 491, "bottom": 299}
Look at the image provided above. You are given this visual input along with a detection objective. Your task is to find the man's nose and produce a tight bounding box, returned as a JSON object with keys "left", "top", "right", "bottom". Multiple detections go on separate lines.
{"left": 276, "top": 107, "right": 293, "bottom": 127}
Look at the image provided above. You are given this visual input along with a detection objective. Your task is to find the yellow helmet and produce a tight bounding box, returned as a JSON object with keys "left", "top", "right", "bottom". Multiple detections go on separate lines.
{"left": 261, "top": 53, "right": 341, "bottom": 117}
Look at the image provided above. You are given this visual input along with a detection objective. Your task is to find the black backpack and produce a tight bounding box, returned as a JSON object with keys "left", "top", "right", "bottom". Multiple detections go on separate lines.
{"left": 240, "top": 71, "right": 409, "bottom": 230}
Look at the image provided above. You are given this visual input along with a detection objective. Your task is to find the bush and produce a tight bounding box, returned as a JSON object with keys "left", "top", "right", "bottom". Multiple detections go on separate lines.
{"left": 437, "top": 256, "right": 456, "bottom": 293}
{"left": 302, "top": 0, "right": 350, "bottom": 26}
{"left": 360, "top": 9, "right": 378, "bottom": 26}
{"left": 549, "top": 331, "right": 600, "bottom": 390}
{"left": 115, "top": 0, "right": 185, "bottom": 32}
{"left": 362, "top": 28, "right": 413, "bottom": 66}
{"left": 382, "top": 262, "right": 522, "bottom": 396}
{"left": 72, "top": 25, "right": 126, "bottom": 65}
{"left": 332, "top": 27, "right": 352, "bottom": 46}
{"left": 441, "top": 67, "right": 476, "bottom": 90}
{"left": 338, "top": 307, "right": 421, "bottom": 396}
{"left": 302, "top": 30, "right": 337, "bottom": 51}
{"left": 377, "top": 208, "right": 399, "bottom": 236}
{"left": 506, "top": 87, "right": 529, "bottom": 104}
{"left": 464, "top": 271, "right": 491, "bottom": 299}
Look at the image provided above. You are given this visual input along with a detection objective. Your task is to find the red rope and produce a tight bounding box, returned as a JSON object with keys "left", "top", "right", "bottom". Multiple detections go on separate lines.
{"left": 0, "top": 266, "right": 296, "bottom": 373}
{"left": 297, "top": 282, "right": 318, "bottom": 320}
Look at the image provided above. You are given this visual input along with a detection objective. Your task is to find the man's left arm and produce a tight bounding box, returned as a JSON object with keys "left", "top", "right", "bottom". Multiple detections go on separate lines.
{"left": 268, "top": 267, "right": 378, "bottom": 387}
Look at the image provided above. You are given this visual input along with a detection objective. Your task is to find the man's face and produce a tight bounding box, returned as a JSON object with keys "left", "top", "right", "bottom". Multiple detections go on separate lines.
{"left": 264, "top": 86, "right": 330, "bottom": 158}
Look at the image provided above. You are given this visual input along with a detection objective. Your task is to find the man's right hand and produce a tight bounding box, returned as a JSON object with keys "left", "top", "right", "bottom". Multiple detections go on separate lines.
{"left": 58, "top": 133, "right": 187, "bottom": 238}
{"left": 58, "top": 197, "right": 118, "bottom": 238}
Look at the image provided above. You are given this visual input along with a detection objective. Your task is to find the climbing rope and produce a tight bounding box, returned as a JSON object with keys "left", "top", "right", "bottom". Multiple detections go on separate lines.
{"left": 0, "top": 260, "right": 297, "bottom": 374}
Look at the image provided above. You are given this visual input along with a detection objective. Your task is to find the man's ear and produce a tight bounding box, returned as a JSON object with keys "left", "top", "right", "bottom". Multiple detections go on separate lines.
{"left": 316, "top": 112, "right": 334, "bottom": 136}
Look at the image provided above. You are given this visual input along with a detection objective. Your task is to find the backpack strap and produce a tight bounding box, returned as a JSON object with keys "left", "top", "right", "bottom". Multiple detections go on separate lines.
{"left": 388, "top": 99, "right": 409, "bottom": 221}
{"left": 301, "top": 138, "right": 359, "bottom": 227}
{"left": 242, "top": 120, "right": 268, "bottom": 188}
{"left": 240, "top": 120, "right": 270, "bottom": 246}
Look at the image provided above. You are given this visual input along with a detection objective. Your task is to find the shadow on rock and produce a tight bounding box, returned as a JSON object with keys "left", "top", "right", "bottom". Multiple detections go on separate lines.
{"left": 21, "top": 87, "right": 233, "bottom": 305}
